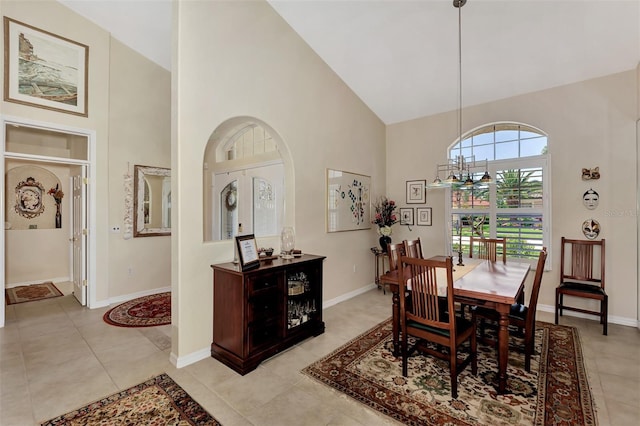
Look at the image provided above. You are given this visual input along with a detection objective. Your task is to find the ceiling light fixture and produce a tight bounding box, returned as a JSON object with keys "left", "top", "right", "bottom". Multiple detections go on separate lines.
{"left": 427, "top": 0, "right": 492, "bottom": 190}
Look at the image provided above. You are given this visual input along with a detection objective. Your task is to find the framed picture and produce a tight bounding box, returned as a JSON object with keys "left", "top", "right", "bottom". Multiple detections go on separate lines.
{"left": 4, "top": 17, "right": 88, "bottom": 116}
{"left": 399, "top": 208, "right": 414, "bottom": 226}
{"left": 406, "top": 180, "right": 426, "bottom": 204}
{"left": 417, "top": 207, "right": 432, "bottom": 226}
{"left": 235, "top": 234, "right": 260, "bottom": 271}
{"left": 326, "top": 169, "right": 371, "bottom": 233}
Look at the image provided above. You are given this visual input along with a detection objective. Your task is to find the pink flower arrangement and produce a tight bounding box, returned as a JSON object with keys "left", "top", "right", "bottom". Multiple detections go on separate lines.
{"left": 372, "top": 196, "right": 397, "bottom": 228}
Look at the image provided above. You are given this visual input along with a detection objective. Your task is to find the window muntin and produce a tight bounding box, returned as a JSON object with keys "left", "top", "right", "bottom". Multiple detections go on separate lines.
{"left": 447, "top": 123, "right": 549, "bottom": 261}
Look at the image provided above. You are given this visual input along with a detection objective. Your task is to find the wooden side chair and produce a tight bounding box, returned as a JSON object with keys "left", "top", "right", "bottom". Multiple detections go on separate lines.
{"left": 382, "top": 242, "right": 406, "bottom": 295}
{"left": 469, "top": 236, "right": 507, "bottom": 263}
{"left": 555, "top": 238, "right": 607, "bottom": 335}
{"left": 475, "top": 247, "right": 548, "bottom": 372}
{"left": 398, "top": 255, "right": 477, "bottom": 399}
{"left": 403, "top": 238, "right": 423, "bottom": 259}
{"left": 386, "top": 242, "right": 406, "bottom": 272}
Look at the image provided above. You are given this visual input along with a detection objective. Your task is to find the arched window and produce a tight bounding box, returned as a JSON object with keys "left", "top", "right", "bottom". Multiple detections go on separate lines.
{"left": 447, "top": 123, "right": 550, "bottom": 261}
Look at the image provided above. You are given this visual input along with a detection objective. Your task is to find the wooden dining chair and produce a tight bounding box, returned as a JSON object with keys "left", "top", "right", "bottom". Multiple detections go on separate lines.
{"left": 474, "top": 247, "right": 547, "bottom": 372}
{"left": 403, "top": 238, "right": 423, "bottom": 259}
{"left": 382, "top": 242, "right": 406, "bottom": 294}
{"left": 555, "top": 238, "right": 607, "bottom": 335}
{"left": 398, "top": 255, "right": 477, "bottom": 399}
{"left": 469, "top": 236, "right": 507, "bottom": 263}
{"left": 387, "top": 242, "right": 406, "bottom": 272}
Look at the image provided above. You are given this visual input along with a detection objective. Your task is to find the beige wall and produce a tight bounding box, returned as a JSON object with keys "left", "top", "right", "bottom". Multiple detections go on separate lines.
{"left": 5, "top": 161, "right": 71, "bottom": 284}
{"left": 107, "top": 38, "right": 171, "bottom": 298}
{"left": 387, "top": 70, "right": 638, "bottom": 324}
{"left": 172, "top": 0, "right": 386, "bottom": 359}
{"left": 1, "top": 0, "right": 171, "bottom": 304}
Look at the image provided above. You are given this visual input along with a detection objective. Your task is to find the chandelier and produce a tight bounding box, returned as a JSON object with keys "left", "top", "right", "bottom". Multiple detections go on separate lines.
{"left": 428, "top": 0, "right": 492, "bottom": 190}
{"left": 431, "top": 154, "right": 492, "bottom": 189}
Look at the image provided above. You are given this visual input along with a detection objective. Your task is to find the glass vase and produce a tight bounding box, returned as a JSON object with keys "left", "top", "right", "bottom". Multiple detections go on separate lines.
{"left": 281, "top": 226, "right": 295, "bottom": 259}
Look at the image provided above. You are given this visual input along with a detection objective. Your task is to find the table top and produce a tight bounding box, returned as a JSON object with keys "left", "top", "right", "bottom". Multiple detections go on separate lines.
{"left": 381, "top": 257, "right": 530, "bottom": 306}
{"left": 454, "top": 260, "right": 530, "bottom": 305}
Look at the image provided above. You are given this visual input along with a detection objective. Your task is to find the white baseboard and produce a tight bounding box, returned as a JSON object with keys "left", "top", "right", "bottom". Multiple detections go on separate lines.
{"left": 171, "top": 347, "right": 211, "bottom": 368}
{"left": 104, "top": 286, "right": 172, "bottom": 307}
{"left": 323, "top": 283, "right": 377, "bottom": 309}
{"left": 5, "top": 277, "right": 70, "bottom": 288}
{"left": 538, "top": 304, "right": 638, "bottom": 328}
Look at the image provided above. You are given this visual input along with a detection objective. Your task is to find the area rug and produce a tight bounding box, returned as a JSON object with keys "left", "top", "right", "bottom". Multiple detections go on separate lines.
{"left": 5, "top": 282, "right": 63, "bottom": 305}
{"left": 103, "top": 292, "right": 171, "bottom": 327}
{"left": 302, "top": 318, "right": 596, "bottom": 426}
{"left": 41, "top": 373, "right": 221, "bottom": 425}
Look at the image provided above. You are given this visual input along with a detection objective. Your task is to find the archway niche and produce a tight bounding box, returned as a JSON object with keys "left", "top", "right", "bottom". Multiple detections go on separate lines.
{"left": 203, "top": 117, "right": 294, "bottom": 243}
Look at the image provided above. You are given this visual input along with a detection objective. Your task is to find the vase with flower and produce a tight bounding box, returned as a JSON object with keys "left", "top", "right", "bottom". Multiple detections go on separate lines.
{"left": 371, "top": 196, "right": 397, "bottom": 252}
{"left": 48, "top": 184, "right": 64, "bottom": 228}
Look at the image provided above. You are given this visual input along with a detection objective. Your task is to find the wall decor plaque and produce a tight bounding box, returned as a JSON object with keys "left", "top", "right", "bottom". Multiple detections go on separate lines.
{"left": 14, "top": 176, "right": 45, "bottom": 218}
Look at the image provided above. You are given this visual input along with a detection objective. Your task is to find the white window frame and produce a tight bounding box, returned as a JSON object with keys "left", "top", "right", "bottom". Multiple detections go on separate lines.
{"left": 445, "top": 128, "right": 551, "bottom": 269}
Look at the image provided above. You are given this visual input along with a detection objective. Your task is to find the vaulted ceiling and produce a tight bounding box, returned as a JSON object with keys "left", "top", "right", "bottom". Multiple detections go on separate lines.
{"left": 58, "top": 0, "right": 640, "bottom": 124}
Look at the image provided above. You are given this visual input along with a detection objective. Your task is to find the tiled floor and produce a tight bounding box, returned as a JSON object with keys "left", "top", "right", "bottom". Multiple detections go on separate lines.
{"left": 1, "top": 283, "right": 639, "bottom": 425}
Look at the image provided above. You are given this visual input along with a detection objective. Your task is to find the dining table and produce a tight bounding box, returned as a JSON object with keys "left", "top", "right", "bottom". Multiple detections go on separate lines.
{"left": 380, "top": 256, "right": 531, "bottom": 394}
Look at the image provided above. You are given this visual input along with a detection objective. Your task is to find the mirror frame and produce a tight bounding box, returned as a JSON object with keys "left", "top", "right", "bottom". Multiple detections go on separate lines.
{"left": 133, "top": 165, "right": 171, "bottom": 237}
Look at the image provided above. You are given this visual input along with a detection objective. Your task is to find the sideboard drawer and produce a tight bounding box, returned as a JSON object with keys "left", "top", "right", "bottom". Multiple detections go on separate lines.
{"left": 248, "top": 322, "right": 279, "bottom": 352}
{"left": 249, "top": 292, "right": 279, "bottom": 323}
{"left": 248, "top": 273, "right": 280, "bottom": 295}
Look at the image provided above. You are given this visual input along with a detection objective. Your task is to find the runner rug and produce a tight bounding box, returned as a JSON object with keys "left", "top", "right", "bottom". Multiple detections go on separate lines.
{"left": 103, "top": 292, "right": 171, "bottom": 327}
{"left": 5, "top": 282, "right": 63, "bottom": 305}
{"left": 302, "top": 318, "right": 596, "bottom": 426}
{"left": 41, "top": 373, "right": 221, "bottom": 425}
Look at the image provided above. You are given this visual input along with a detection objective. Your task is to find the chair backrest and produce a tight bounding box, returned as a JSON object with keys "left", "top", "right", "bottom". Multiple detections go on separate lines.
{"left": 398, "top": 255, "right": 455, "bottom": 333}
{"left": 386, "top": 242, "right": 406, "bottom": 272}
{"left": 525, "top": 247, "right": 548, "bottom": 330}
{"left": 469, "top": 236, "right": 507, "bottom": 263}
{"left": 560, "top": 237, "right": 605, "bottom": 289}
{"left": 403, "top": 238, "right": 423, "bottom": 259}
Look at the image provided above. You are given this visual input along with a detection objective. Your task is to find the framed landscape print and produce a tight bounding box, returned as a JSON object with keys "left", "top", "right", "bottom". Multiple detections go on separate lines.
{"left": 417, "top": 207, "right": 432, "bottom": 226}
{"left": 406, "top": 180, "right": 426, "bottom": 204}
{"left": 326, "top": 169, "right": 371, "bottom": 232}
{"left": 4, "top": 17, "right": 88, "bottom": 116}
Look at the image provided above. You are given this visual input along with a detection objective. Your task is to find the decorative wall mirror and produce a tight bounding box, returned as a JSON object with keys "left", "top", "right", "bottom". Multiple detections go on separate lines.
{"left": 134, "top": 165, "right": 171, "bottom": 237}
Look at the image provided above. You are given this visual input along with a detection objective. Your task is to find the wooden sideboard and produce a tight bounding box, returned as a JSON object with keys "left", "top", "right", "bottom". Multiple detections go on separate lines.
{"left": 210, "top": 254, "right": 325, "bottom": 375}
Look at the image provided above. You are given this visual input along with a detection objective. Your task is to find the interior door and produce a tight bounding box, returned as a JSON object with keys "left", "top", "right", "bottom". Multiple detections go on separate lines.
{"left": 72, "top": 168, "right": 87, "bottom": 305}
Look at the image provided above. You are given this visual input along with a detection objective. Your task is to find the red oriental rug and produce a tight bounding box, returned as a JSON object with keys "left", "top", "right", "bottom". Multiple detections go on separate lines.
{"left": 5, "top": 282, "right": 63, "bottom": 305}
{"left": 302, "top": 318, "right": 596, "bottom": 426}
{"left": 103, "top": 292, "right": 171, "bottom": 327}
{"left": 41, "top": 373, "right": 221, "bottom": 425}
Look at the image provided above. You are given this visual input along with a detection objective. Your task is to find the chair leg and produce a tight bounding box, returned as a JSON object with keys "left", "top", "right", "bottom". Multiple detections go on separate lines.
{"left": 554, "top": 290, "right": 560, "bottom": 324}
{"left": 449, "top": 349, "right": 458, "bottom": 399}
{"left": 401, "top": 333, "right": 408, "bottom": 377}
{"left": 602, "top": 296, "right": 608, "bottom": 336}
{"left": 524, "top": 327, "right": 533, "bottom": 372}
{"left": 471, "top": 329, "right": 477, "bottom": 375}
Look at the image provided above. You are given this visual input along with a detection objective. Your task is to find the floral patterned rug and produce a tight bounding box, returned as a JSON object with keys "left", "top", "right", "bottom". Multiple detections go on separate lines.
{"left": 302, "top": 319, "right": 596, "bottom": 426}
{"left": 5, "top": 282, "right": 63, "bottom": 305}
{"left": 41, "top": 373, "right": 221, "bottom": 425}
{"left": 103, "top": 292, "right": 171, "bottom": 327}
